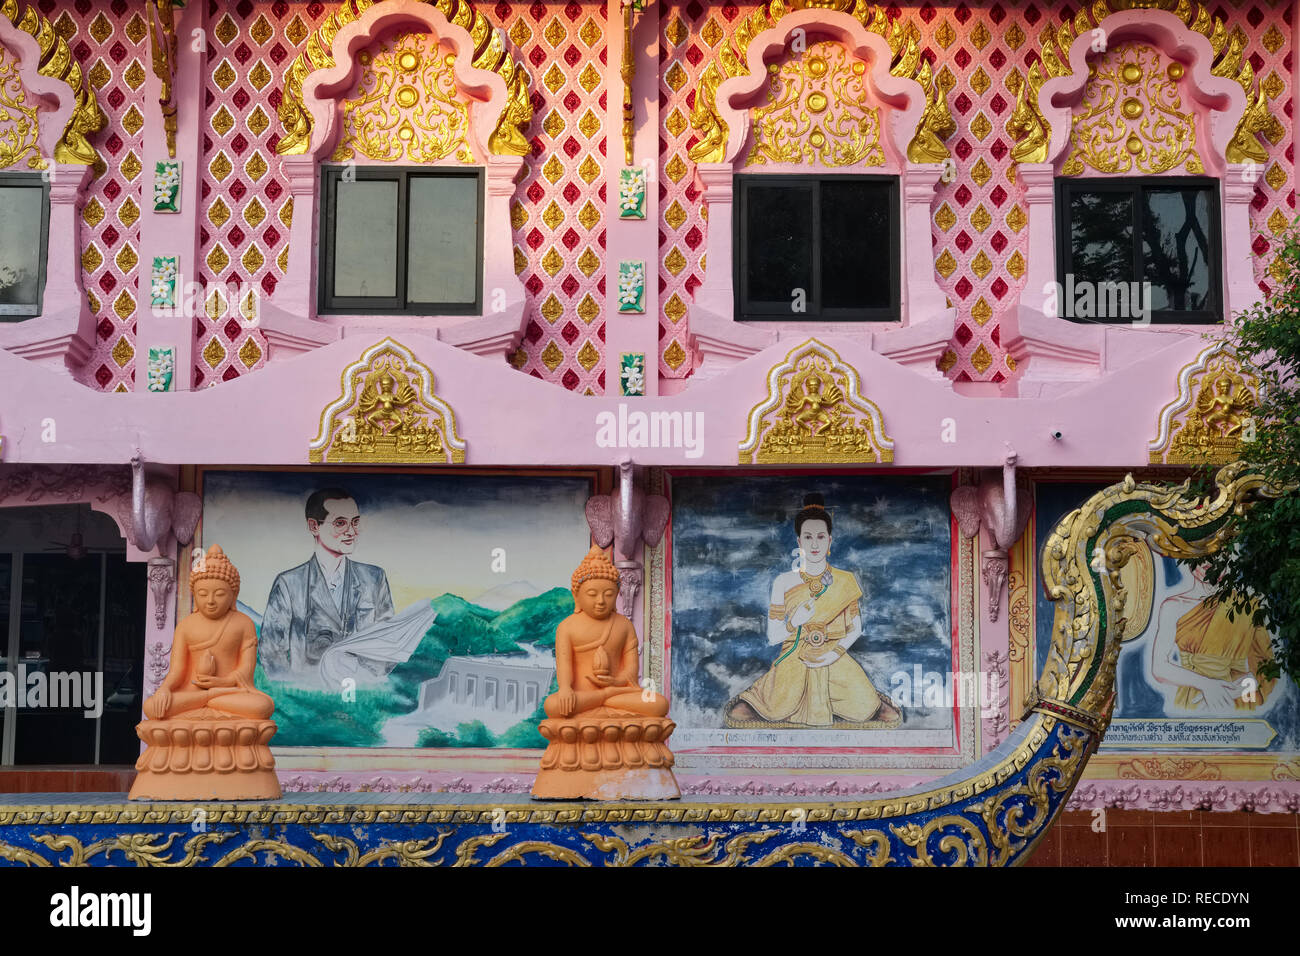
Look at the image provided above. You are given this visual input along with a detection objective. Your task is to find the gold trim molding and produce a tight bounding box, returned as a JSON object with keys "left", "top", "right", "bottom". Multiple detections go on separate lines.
{"left": 0, "top": 0, "right": 105, "bottom": 166}
{"left": 309, "top": 338, "right": 468, "bottom": 464}
{"left": 277, "top": 0, "right": 531, "bottom": 158}
{"left": 738, "top": 339, "right": 894, "bottom": 464}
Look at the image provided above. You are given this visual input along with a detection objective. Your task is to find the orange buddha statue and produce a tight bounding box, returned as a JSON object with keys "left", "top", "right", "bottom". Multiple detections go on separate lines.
{"left": 129, "top": 545, "right": 281, "bottom": 800}
{"left": 532, "top": 545, "right": 679, "bottom": 800}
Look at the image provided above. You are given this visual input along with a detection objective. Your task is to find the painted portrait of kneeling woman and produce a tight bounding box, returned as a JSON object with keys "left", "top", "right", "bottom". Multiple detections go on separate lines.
{"left": 725, "top": 493, "right": 902, "bottom": 729}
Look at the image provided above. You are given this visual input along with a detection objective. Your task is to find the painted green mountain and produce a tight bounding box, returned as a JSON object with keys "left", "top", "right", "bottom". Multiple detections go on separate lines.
{"left": 256, "top": 587, "right": 572, "bottom": 747}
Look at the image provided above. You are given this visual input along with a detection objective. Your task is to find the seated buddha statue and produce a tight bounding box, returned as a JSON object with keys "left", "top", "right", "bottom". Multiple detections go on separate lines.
{"left": 533, "top": 545, "right": 679, "bottom": 800}
{"left": 129, "top": 545, "right": 280, "bottom": 800}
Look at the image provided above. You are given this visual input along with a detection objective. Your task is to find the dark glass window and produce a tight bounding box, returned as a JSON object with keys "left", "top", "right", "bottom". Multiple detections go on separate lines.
{"left": 734, "top": 175, "right": 900, "bottom": 321}
{"left": 1055, "top": 178, "right": 1221, "bottom": 324}
{"left": 319, "top": 166, "right": 484, "bottom": 315}
{"left": 0, "top": 173, "right": 51, "bottom": 319}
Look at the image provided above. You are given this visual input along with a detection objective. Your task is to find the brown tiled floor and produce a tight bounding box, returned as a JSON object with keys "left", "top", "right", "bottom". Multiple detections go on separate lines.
{"left": 1025, "top": 810, "right": 1299, "bottom": 866}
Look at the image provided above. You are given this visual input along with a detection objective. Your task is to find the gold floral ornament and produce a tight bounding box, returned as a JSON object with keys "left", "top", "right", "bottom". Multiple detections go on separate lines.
{"left": 1061, "top": 44, "right": 1203, "bottom": 175}
{"left": 276, "top": 0, "right": 532, "bottom": 158}
{"left": 331, "top": 35, "right": 475, "bottom": 164}
{"left": 1, "top": 0, "right": 106, "bottom": 166}
{"left": 309, "top": 338, "right": 467, "bottom": 464}
{"left": 746, "top": 41, "right": 884, "bottom": 167}
{"left": 1030, "top": 2, "right": 1278, "bottom": 168}
{"left": 739, "top": 339, "right": 894, "bottom": 464}
{"left": 0, "top": 44, "right": 40, "bottom": 169}
{"left": 1148, "top": 341, "right": 1262, "bottom": 465}
{"left": 688, "top": 2, "right": 953, "bottom": 165}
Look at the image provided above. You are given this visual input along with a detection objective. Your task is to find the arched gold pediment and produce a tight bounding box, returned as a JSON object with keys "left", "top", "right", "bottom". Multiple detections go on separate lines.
{"left": 739, "top": 339, "right": 894, "bottom": 464}
{"left": 276, "top": 0, "right": 531, "bottom": 158}
{"left": 310, "top": 338, "right": 467, "bottom": 464}
{"left": 1148, "top": 341, "right": 1261, "bottom": 465}
{"left": 689, "top": 2, "right": 953, "bottom": 167}
{"left": 0, "top": 0, "right": 105, "bottom": 167}
{"left": 1007, "top": 0, "right": 1279, "bottom": 173}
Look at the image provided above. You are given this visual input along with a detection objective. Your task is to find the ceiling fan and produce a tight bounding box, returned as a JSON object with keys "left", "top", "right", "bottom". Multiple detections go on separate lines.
{"left": 42, "top": 505, "right": 117, "bottom": 561}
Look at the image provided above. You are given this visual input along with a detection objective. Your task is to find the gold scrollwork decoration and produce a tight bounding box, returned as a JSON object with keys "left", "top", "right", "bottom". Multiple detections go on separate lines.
{"left": 739, "top": 339, "right": 895, "bottom": 465}
{"left": 0, "top": 43, "right": 40, "bottom": 169}
{"left": 309, "top": 338, "right": 468, "bottom": 465}
{"left": 688, "top": 3, "right": 952, "bottom": 165}
{"left": 331, "top": 33, "right": 475, "bottom": 164}
{"left": 1061, "top": 44, "right": 1203, "bottom": 175}
{"left": 746, "top": 40, "right": 884, "bottom": 167}
{"left": 0, "top": 0, "right": 105, "bottom": 166}
{"left": 276, "top": 0, "right": 532, "bottom": 158}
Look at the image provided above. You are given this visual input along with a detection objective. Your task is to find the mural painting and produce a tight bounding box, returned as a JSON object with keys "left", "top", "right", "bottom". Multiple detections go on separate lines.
{"left": 669, "top": 473, "right": 959, "bottom": 750}
{"left": 1034, "top": 482, "right": 1298, "bottom": 752}
{"left": 200, "top": 471, "right": 593, "bottom": 748}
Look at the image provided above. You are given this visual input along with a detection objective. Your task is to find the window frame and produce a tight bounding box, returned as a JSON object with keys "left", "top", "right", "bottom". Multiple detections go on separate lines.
{"left": 317, "top": 164, "right": 485, "bottom": 316}
{"left": 0, "top": 172, "right": 52, "bottom": 321}
{"left": 1054, "top": 175, "right": 1224, "bottom": 326}
{"left": 733, "top": 173, "right": 901, "bottom": 323}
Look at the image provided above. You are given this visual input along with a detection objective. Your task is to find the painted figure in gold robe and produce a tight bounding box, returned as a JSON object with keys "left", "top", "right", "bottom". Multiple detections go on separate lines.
{"left": 725, "top": 493, "right": 902, "bottom": 729}
{"left": 1149, "top": 563, "right": 1278, "bottom": 713}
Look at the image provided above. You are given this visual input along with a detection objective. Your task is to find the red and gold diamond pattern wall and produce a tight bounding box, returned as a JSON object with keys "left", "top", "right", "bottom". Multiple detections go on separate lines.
{"left": 59, "top": 1, "right": 150, "bottom": 393}
{"left": 196, "top": 0, "right": 609, "bottom": 393}
{"left": 659, "top": 0, "right": 1294, "bottom": 384}
{"left": 197, "top": 0, "right": 323, "bottom": 388}
{"left": 504, "top": 0, "right": 609, "bottom": 394}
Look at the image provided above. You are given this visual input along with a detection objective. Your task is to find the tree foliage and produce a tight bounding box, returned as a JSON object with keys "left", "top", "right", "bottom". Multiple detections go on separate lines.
{"left": 1188, "top": 218, "right": 1300, "bottom": 685}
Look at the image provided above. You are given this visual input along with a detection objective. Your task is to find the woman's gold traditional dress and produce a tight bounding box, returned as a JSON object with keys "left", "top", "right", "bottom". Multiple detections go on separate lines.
{"left": 728, "top": 567, "right": 900, "bottom": 729}
{"left": 1172, "top": 598, "right": 1276, "bottom": 711}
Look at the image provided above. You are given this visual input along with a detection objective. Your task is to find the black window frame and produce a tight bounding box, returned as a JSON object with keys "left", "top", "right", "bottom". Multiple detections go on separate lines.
{"left": 318, "top": 164, "right": 485, "bottom": 316}
{"left": 0, "top": 172, "right": 52, "bottom": 321}
{"left": 1054, "top": 176, "right": 1223, "bottom": 325}
{"left": 733, "top": 173, "right": 901, "bottom": 323}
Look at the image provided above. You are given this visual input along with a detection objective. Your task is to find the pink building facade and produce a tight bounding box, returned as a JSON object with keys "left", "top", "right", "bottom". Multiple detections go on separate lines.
{"left": 0, "top": 0, "right": 1298, "bottom": 824}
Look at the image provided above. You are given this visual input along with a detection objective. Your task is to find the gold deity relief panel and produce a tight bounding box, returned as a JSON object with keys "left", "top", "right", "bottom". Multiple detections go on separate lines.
{"left": 331, "top": 31, "right": 477, "bottom": 165}
{"left": 739, "top": 340, "right": 894, "bottom": 465}
{"left": 0, "top": 41, "right": 39, "bottom": 170}
{"left": 1148, "top": 342, "right": 1261, "bottom": 465}
{"left": 309, "top": 338, "right": 468, "bottom": 464}
{"left": 745, "top": 39, "right": 885, "bottom": 168}
{"left": 1062, "top": 42, "right": 1204, "bottom": 176}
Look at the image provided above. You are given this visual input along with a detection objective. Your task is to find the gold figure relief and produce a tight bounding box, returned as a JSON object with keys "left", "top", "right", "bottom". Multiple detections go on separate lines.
{"left": 277, "top": 0, "right": 531, "bottom": 158}
{"left": 746, "top": 41, "right": 883, "bottom": 168}
{"left": 309, "top": 338, "right": 467, "bottom": 464}
{"left": 1149, "top": 343, "right": 1262, "bottom": 465}
{"left": 740, "top": 340, "right": 894, "bottom": 464}
{"left": 0, "top": 43, "right": 40, "bottom": 169}
{"left": 331, "top": 33, "right": 475, "bottom": 164}
{"left": 1061, "top": 43, "right": 1203, "bottom": 176}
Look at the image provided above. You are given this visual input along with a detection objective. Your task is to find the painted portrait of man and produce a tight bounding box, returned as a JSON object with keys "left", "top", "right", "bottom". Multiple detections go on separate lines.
{"left": 259, "top": 487, "right": 395, "bottom": 682}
